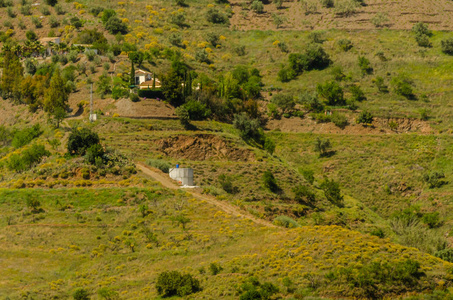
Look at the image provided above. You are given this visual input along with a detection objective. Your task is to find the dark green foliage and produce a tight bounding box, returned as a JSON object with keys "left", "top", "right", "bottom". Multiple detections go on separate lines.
{"left": 12, "top": 124, "right": 42, "bottom": 148}
{"left": 233, "top": 113, "right": 262, "bottom": 139}
{"left": 219, "top": 174, "right": 238, "bottom": 194}
{"left": 435, "top": 248, "right": 453, "bottom": 263}
{"left": 209, "top": 262, "right": 223, "bottom": 275}
{"left": 331, "top": 112, "right": 348, "bottom": 129}
{"left": 67, "top": 128, "right": 100, "bottom": 156}
{"left": 129, "top": 93, "right": 140, "bottom": 102}
{"left": 75, "top": 29, "right": 107, "bottom": 45}
{"left": 44, "top": 0, "right": 57, "bottom": 6}
{"left": 338, "top": 39, "right": 353, "bottom": 52}
{"left": 182, "top": 100, "right": 211, "bottom": 120}
{"left": 162, "top": 69, "right": 183, "bottom": 106}
{"left": 317, "top": 81, "right": 345, "bottom": 106}
{"left": 320, "top": 178, "right": 343, "bottom": 207}
{"left": 155, "top": 271, "right": 201, "bottom": 297}
{"left": 7, "top": 144, "right": 50, "bottom": 172}
{"left": 301, "top": 169, "right": 315, "bottom": 185}
{"left": 412, "top": 22, "right": 432, "bottom": 47}
{"left": 273, "top": 215, "right": 299, "bottom": 228}
{"left": 264, "top": 137, "right": 275, "bottom": 155}
{"left": 350, "top": 85, "right": 366, "bottom": 101}
{"left": 314, "top": 137, "right": 331, "bottom": 157}
{"left": 73, "top": 288, "right": 90, "bottom": 300}
{"left": 26, "top": 30, "right": 37, "bottom": 41}
{"left": 85, "top": 144, "right": 105, "bottom": 165}
{"left": 105, "top": 17, "right": 128, "bottom": 34}
{"left": 101, "top": 9, "right": 116, "bottom": 24}
{"left": 70, "top": 17, "right": 83, "bottom": 29}
{"left": 373, "top": 76, "right": 389, "bottom": 93}
{"left": 358, "top": 56, "right": 372, "bottom": 75}
{"left": 170, "top": 12, "right": 186, "bottom": 27}
{"left": 263, "top": 170, "right": 279, "bottom": 193}
{"left": 293, "top": 185, "right": 315, "bottom": 204}
{"left": 251, "top": 0, "right": 264, "bottom": 13}
{"left": 277, "top": 66, "right": 296, "bottom": 82}
{"left": 146, "top": 159, "right": 171, "bottom": 173}
{"left": 441, "top": 38, "right": 453, "bottom": 55}
{"left": 239, "top": 277, "right": 279, "bottom": 300}
{"left": 334, "top": 259, "right": 425, "bottom": 298}
{"left": 298, "top": 92, "right": 324, "bottom": 112}
{"left": 0, "top": 125, "right": 12, "bottom": 146}
{"left": 370, "top": 228, "right": 385, "bottom": 238}
{"left": 391, "top": 74, "right": 414, "bottom": 99}
{"left": 271, "top": 93, "right": 295, "bottom": 113}
{"left": 206, "top": 8, "right": 228, "bottom": 24}
{"left": 331, "top": 66, "right": 346, "bottom": 81}
{"left": 321, "top": 0, "right": 334, "bottom": 8}
{"left": 26, "top": 196, "right": 42, "bottom": 213}
{"left": 175, "top": 106, "right": 190, "bottom": 128}
{"left": 422, "top": 212, "right": 441, "bottom": 229}
{"left": 90, "top": 6, "right": 104, "bottom": 16}
{"left": 423, "top": 171, "right": 446, "bottom": 188}
{"left": 357, "top": 110, "right": 373, "bottom": 125}
{"left": 288, "top": 44, "right": 330, "bottom": 75}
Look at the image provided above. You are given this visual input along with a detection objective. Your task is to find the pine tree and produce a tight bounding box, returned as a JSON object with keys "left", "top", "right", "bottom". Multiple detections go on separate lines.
{"left": 44, "top": 68, "right": 68, "bottom": 128}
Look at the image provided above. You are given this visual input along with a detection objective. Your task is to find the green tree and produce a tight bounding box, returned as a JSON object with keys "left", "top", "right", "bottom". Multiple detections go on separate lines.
{"left": 263, "top": 170, "right": 279, "bottom": 193}
{"left": 73, "top": 288, "right": 90, "bottom": 300}
{"left": 314, "top": 137, "right": 331, "bottom": 157}
{"left": 1, "top": 50, "right": 24, "bottom": 102}
{"left": 105, "top": 17, "right": 128, "bottom": 34}
{"left": 271, "top": 93, "right": 295, "bottom": 113}
{"left": 156, "top": 271, "right": 200, "bottom": 297}
{"left": 97, "top": 73, "right": 112, "bottom": 98}
{"left": 45, "top": 0, "right": 58, "bottom": 6}
{"left": 316, "top": 81, "right": 345, "bottom": 106}
{"left": 320, "top": 178, "right": 344, "bottom": 207}
{"left": 43, "top": 69, "right": 68, "bottom": 127}
{"left": 67, "top": 127, "right": 100, "bottom": 155}
{"left": 161, "top": 69, "right": 183, "bottom": 106}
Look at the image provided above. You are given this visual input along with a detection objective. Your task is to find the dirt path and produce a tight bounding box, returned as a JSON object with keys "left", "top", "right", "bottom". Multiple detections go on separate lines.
{"left": 136, "top": 163, "right": 277, "bottom": 229}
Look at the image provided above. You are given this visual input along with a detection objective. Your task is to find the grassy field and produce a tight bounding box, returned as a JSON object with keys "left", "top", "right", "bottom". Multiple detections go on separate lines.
{"left": 1, "top": 186, "right": 453, "bottom": 299}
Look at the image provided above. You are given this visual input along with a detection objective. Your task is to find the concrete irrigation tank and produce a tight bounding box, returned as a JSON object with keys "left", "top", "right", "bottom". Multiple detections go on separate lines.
{"left": 169, "top": 167, "right": 194, "bottom": 186}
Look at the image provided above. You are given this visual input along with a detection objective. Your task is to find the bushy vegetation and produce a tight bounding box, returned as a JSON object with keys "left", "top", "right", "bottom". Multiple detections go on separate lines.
{"left": 155, "top": 271, "right": 200, "bottom": 297}
{"left": 67, "top": 127, "right": 100, "bottom": 156}
{"left": 146, "top": 158, "right": 171, "bottom": 173}
{"left": 6, "top": 144, "right": 50, "bottom": 172}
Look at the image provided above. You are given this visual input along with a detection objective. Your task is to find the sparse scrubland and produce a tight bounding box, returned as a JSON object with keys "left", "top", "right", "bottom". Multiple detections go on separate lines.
{"left": 2, "top": 0, "right": 453, "bottom": 299}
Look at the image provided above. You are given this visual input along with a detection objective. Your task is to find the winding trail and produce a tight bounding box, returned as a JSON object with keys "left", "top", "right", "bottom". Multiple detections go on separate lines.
{"left": 136, "top": 163, "right": 276, "bottom": 229}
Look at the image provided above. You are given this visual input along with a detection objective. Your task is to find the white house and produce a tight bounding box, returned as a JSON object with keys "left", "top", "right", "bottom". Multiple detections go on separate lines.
{"left": 135, "top": 69, "right": 161, "bottom": 89}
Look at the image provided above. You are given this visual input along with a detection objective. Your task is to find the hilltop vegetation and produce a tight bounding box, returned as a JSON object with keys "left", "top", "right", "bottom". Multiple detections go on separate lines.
{"left": 2, "top": 0, "right": 453, "bottom": 299}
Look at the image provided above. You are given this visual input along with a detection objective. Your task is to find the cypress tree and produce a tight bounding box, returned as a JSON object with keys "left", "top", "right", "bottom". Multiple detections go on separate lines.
{"left": 44, "top": 68, "right": 68, "bottom": 127}
{"left": 130, "top": 60, "right": 135, "bottom": 86}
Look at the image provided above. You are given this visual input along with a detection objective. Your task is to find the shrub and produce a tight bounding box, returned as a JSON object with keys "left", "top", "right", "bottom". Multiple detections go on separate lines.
{"left": 288, "top": 44, "right": 330, "bottom": 74}
{"left": 7, "top": 144, "right": 50, "bottom": 172}
{"left": 146, "top": 159, "right": 171, "bottom": 173}
{"left": 129, "top": 93, "right": 140, "bottom": 102}
{"left": 316, "top": 81, "right": 345, "bottom": 106}
{"left": 209, "top": 263, "right": 223, "bottom": 275}
{"left": 85, "top": 144, "right": 105, "bottom": 165}
{"left": 251, "top": 0, "right": 264, "bottom": 13}
{"left": 271, "top": 94, "right": 295, "bottom": 113}
{"left": 391, "top": 74, "right": 414, "bottom": 99}
{"left": 423, "top": 171, "right": 446, "bottom": 188}
{"left": 182, "top": 100, "right": 211, "bottom": 120}
{"left": 373, "top": 76, "right": 388, "bottom": 93}
{"left": 277, "top": 66, "right": 296, "bottom": 82}
{"left": 195, "top": 49, "right": 210, "bottom": 63}
{"left": 218, "top": 174, "right": 238, "bottom": 194}
{"left": 331, "top": 112, "right": 348, "bottom": 129}
{"left": 97, "top": 287, "right": 118, "bottom": 300}
{"left": 320, "top": 0, "right": 334, "bottom": 8}
{"left": 293, "top": 185, "right": 315, "bottom": 204}
{"left": 264, "top": 137, "right": 275, "bottom": 154}
{"left": 67, "top": 127, "right": 100, "bottom": 156}
{"left": 105, "top": 17, "right": 128, "bottom": 34}
{"left": 55, "top": 4, "right": 65, "bottom": 15}
{"left": 350, "top": 85, "right": 366, "bottom": 101}
{"left": 32, "top": 16, "right": 42, "bottom": 28}
{"left": 12, "top": 124, "right": 42, "bottom": 148}
{"left": 45, "top": 0, "right": 58, "bottom": 6}
{"left": 273, "top": 215, "right": 300, "bottom": 228}
{"left": 175, "top": 106, "right": 190, "bottom": 128}
{"left": 239, "top": 277, "right": 279, "bottom": 300}
{"left": 435, "top": 248, "right": 453, "bottom": 263}
{"left": 301, "top": 169, "right": 315, "bottom": 185}
{"left": 320, "top": 178, "right": 343, "bottom": 207}
{"left": 155, "top": 271, "right": 200, "bottom": 297}
{"left": 263, "top": 170, "right": 279, "bottom": 193}
{"left": 233, "top": 113, "right": 262, "bottom": 140}
{"left": 337, "top": 38, "right": 353, "bottom": 51}
{"left": 206, "top": 8, "right": 228, "bottom": 24}
{"left": 20, "top": 4, "right": 32, "bottom": 16}
{"left": 412, "top": 22, "right": 431, "bottom": 47}
{"left": 357, "top": 110, "right": 373, "bottom": 125}
{"left": 168, "top": 32, "right": 183, "bottom": 47}
{"left": 358, "top": 56, "right": 372, "bottom": 75}
{"left": 441, "top": 37, "right": 453, "bottom": 55}
{"left": 298, "top": 92, "right": 324, "bottom": 112}
{"left": 422, "top": 212, "right": 441, "bottom": 229}
{"left": 314, "top": 137, "right": 331, "bottom": 157}
{"left": 6, "top": 6, "right": 15, "bottom": 18}
{"left": 73, "top": 288, "right": 90, "bottom": 300}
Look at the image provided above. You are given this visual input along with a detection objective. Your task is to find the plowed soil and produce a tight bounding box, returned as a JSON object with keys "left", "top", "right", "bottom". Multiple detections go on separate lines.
{"left": 155, "top": 134, "right": 256, "bottom": 161}
{"left": 230, "top": 0, "right": 453, "bottom": 31}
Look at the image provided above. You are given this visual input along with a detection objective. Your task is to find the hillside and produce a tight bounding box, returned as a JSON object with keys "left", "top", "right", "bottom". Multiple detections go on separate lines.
{"left": 2, "top": 0, "right": 453, "bottom": 298}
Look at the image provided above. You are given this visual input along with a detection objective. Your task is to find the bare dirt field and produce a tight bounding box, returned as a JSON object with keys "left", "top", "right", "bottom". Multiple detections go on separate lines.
{"left": 230, "top": 0, "right": 453, "bottom": 31}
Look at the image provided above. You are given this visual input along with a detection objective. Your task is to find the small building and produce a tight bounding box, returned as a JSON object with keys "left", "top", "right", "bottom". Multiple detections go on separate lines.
{"left": 73, "top": 44, "right": 98, "bottom": 54}
{"left": 169, "top": 167, "right": 194, "bottom": 186}
{"left": 39, "top": 37, "right": 60, "bottom": 56}
{"left": 135, "top": 69, "right": 153, "bottom": 85}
